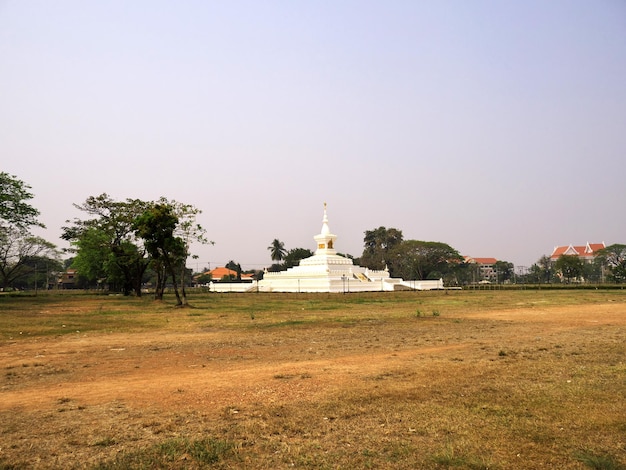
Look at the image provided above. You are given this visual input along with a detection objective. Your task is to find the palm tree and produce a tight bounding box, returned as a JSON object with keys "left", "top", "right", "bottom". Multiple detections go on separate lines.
{"left": 268, "top": 239, "right": 287, "bottom": 263}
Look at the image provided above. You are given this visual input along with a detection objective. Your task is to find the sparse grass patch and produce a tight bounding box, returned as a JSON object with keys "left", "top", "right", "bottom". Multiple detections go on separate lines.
{"left": 94, "top": 437, "right": 235, "bottom": 469}
{"left": 92, "top": 437, "right": 116, "bottom": 447}
{"left": 274, "top": 373, "right": 296, "bottom": 379}
{"left": 431, "top": 447, "right": 493, "bottom": 470}
{"left": 575, "top": 450, "right": 625, "bottom": 470}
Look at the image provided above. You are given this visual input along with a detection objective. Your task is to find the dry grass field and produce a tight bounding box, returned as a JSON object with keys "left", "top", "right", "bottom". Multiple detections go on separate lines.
{"left": 0, "top": 289, "right": 625, "bottom": 469}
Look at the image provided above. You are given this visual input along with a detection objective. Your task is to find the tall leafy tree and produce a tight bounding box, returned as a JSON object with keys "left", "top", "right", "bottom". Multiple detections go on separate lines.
{"left": 268, "top": 239, "right": 287, "bottom": 264}
{"left": 165, "top": 198, "right": 209, "bottom": 305}
{"left": 527, "top": 263, "right": 543, "bottom": 284}
{"left": 62, "top": 194, "right": 151, "bottom": 296}
{"left": 554, "top": 254, "right": 585, "bottom": 283}
{"left": 134, "top": 199, "right": 207, "bottom": 306}
{"left": 225, "top": 260, "right": 242, "bottom": 281}
{"left": 68, "top": 227, "right": 111, "bottom": 288}
{"left": 595, "top": 244, "right": 626, "bottom": 283}
{"left": 583, "top": 260, "right": 602, "bottom": 283}
{"left": 494, "top": 260, "right": 514, "bottom": 283}
{"left": 0, "top": 173, "right": 58, "bottom": 289}
{"left": 360, "top": 227, "right": 403, "bottom": 270}
{"left": 527, "top": 255, "right": 554, "bottom": 284}
{"left": 284, "top": 248, "right": 314, "bottom": 269}
{"left": 447, "top": 260, "right": 477, "bottom": 286}
{"left": 388, "top": 240, "right": 462, "bottom": 281}
{"left": 134, "top": 203, "right": 183, "bottom": 303}
{"left": 0, "top": 172, "right": 44, "bottom": 231}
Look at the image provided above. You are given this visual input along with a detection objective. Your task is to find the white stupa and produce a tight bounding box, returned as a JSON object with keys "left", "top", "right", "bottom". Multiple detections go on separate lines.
{"left": 256, "top": 204, "right": 443, "bottom": 293}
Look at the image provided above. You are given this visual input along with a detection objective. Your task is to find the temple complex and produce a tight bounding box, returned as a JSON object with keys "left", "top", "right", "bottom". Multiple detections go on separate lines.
{"left": 256, "top": 204, "right": 443, "bottom": 293}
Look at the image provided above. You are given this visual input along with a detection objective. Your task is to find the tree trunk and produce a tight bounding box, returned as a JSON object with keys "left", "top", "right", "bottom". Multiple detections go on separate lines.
{"left": 180, "top": 262, "right": 188, "bottom": 306}
{"left": 132, "top": 261, "right": 148, "bottom": 297}
{"left": 164, "top": 257, "right": 182, "bottom": 306}
{"left": 154, "top": 264, "right": 165, "bottom": 300}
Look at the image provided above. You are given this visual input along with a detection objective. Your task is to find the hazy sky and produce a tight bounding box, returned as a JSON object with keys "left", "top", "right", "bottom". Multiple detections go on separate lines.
{"left": 2, "top": 1, "right": 625, "bottom": 271}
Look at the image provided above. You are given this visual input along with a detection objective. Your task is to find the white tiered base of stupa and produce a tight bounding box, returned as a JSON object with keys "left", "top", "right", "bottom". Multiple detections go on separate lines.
{"left": 257, "top": 260, "right": 442, "bottom": 293}
{"left": 258, "top": 253, "right": 393, "bottom": 293}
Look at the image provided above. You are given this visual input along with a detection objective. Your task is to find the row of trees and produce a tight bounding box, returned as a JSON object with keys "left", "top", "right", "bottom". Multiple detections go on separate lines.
{"left": 356, "top": 226, "right": 475, "bottom": 284}
{"left": 0, "top": 173, "right": 209, "bottom": 305}
{"left": 62, "top": 194, "right": 209, "bottom": 305}
{"left": 354, "top": 227, "right": 625, "bottom": 285}
{"left": 3, "top": 173, "right": 625, "bottom": 295}
{"left": 359, "top": 227, "right": 626, "bottom": 285}
{"left": 267, "top": 226, "right": 626, "bottom": 286}
{"left": 524, "top": 249, "right": 626, "bottom": 284}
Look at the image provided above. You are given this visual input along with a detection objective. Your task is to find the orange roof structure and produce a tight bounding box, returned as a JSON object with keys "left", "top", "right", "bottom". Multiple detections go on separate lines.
{"left": 464, "top": 256, "right": 498, "bottom": 265}
{"left": 201, "top": 267, "right": 254, "bottom": 281}
{"left": 550, "top": 242, "right": 605, "bottom": 261}
{"left": 209, "top": 267, "right": 238, "bottom": 279}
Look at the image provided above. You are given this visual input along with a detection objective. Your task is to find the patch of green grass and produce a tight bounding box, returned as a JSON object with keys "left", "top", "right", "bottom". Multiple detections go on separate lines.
{"left": 261, "top": 319, "right": 308, "bottom": 328}
{"left": 94, "top": 437, "right": 234, "bottom": 469}
{"left": 430, "top": 445, "right": 493, "bottom": 469}
{"left": 575, "top": 450, "right": 625, "bottom": 470}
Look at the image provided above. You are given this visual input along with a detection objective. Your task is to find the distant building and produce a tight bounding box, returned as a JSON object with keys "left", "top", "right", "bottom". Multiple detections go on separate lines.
{"left": 464, "top": 257, "right": 498, "bottom": 282}
{"left": 550, "top": 242, "right": 605, "bottom": 264}
{"left": 195, "top": 267, "right": 254, "bottom": 283}
{"left": 58, "top": 269, "right": 78, "bottom": 289}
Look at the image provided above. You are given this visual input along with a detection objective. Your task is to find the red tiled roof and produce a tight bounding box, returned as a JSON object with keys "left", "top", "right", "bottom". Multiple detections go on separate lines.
{"left": 464, "top": 257, "right": 498, "bottom": 265}
{"left": 209, "top": 267, "right": 237, "bottom": 278}
{"left": 587, "top": 243, "right": 606, "bottom": 253}
{"left": 550, "top": 242, "right": 605, "bottom": 260}
{"left": 206, "top": 267, "right": 254, "bottom": 280}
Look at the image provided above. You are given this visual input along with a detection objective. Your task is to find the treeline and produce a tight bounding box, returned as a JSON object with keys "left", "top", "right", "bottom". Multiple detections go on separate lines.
{"left": 1, "top": 173, "right": 208, "bottom": 305}
{"left": 2, "top": 173, "right": 625, "bottom": 296}
{"left": 265, "top": 226, "right": 626, "bottom": 286}
{"left": 62, "top": 194, "right": 208, "bottom": 305}
{"left": 523, "top": 252, "right": 626, "bottom": 284}
{"left": 265, "top": 227, "right": 513, "bottom": 286}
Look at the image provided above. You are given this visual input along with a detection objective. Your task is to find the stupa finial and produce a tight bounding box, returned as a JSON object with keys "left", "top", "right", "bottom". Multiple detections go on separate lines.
{"left": 321, "top": 202, "right": 329, "bottom": 232}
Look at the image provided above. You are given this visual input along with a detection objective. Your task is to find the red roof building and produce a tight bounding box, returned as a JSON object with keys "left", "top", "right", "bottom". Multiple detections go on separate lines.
{"left": 464, "top": 256, "right": 498, "bottom": 282}
{"left": 465, "top": 257, "right": 498, "bottom": 265}
{"left": 198, "top": 267, "right": 254, "bottom": 282}
{"left": 550, "top": 242, "right": 605, "bottom": 263}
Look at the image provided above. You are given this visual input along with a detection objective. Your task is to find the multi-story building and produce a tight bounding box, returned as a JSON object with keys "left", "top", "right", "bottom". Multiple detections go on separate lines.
{"left": 464, "top": 256, "right": 498, "bottom": 282}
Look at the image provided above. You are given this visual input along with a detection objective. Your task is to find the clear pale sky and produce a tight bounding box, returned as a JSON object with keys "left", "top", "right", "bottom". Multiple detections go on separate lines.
{"left": 2, "top": 1, "right": 625, "bottom": 271}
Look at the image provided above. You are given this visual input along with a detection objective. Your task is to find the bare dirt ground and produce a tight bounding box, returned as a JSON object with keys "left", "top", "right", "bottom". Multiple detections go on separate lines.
{"left": 1, "top": 299, "right": 625, "bottom": 469}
